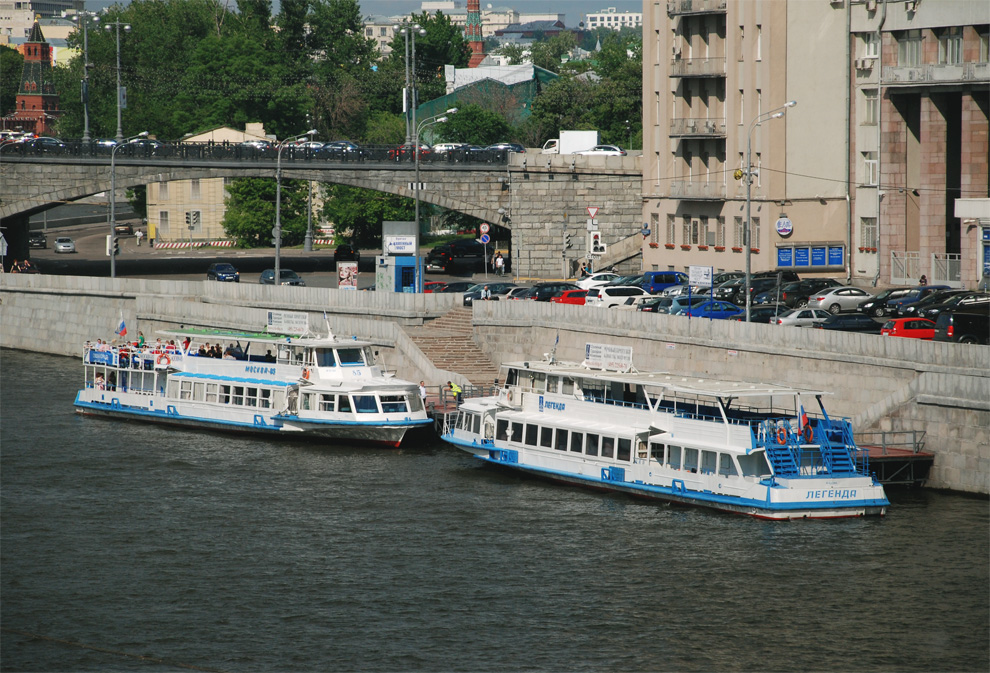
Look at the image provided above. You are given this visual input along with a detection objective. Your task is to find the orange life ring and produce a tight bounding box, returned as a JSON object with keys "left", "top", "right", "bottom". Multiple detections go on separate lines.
{"left": 506, "top": 389, "right": 513, "bottom": 403}
{"left": 302, "top": 368, "right": 310, "bottom": 380}
{"left": 776, "top": 427, "right": 787, "bottom": 445}
{"left": 803, "top": 425, "right": 814, "bottom": 443}
{"left": 156, "top": 353, "right": 170, "bottom": 366}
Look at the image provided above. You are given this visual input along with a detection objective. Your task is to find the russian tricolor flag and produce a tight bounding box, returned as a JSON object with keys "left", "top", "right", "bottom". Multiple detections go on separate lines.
{"left": 115, "top": 313, "right": 127, "bottom": 338}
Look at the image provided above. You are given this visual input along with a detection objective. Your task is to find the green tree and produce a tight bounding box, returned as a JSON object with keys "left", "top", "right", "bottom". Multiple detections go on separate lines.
{"left": 388, "top": 11, "right": 470, "bottom": 105}
{"left": 0, "top": 45, "right": 23, "bottom": 117}
{"left": 498, "top": 43, "right": 525, "bottom": 66}
{"left": 320, "top": 184, "right": 414, "bottom": 247}
{"left": 362, "top": 111, "right": 405, "bottom": 145}
{"left": 222, "top": 177, "right": 309, "bottom": 247}
{"left": 433, "top": 104, "right": 510, "bottom": 146}
{"left": 529, "top": 32, "right": 577, "bottom": 73}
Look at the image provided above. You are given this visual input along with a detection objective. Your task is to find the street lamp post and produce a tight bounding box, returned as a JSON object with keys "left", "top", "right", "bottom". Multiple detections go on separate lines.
{"left": 414, "top": 108, "right": 457, "bottom": 291}
{"left": 744, "top": 100, "right": 796, "bottom": 322}
{"left": 275, "top": 130, "right": 317, "bottom": 284}
{"left": 394, "top": 23, "right": 425, "bottom": 143}
{"left": 104, "top": 19, "right": 131, "bottom": 144}
{"left": 110, "top": 131, "right": 148, "bottom": 279}
{"left": 72, "top": 11, "right": 99, "bottom": 143}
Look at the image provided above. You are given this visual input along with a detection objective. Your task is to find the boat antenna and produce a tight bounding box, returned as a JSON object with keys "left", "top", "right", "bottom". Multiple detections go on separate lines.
{"left": 545, "top": 330, "right": 560, "bottom": 364}
{"left": 323, "top": 311, "right": 335, "bottom": 340}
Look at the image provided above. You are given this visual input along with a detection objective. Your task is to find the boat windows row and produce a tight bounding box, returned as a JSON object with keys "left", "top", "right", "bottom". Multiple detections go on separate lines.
{"left": 168, "top": 379, "right": 284, "bottom": 409}
{"left": 301, "top": 392, "right": 423, "bottom": 415}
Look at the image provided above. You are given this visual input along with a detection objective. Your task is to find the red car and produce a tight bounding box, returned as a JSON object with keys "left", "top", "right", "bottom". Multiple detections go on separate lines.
{"left": 551, "top": 289, "right": 589, "bottom": 306}
{"left": 389, "top": 142, "right": 430, "bottom": 161}
{"left": 880, "top": 317, "right": 936, "bottom": 340}
{"left": 424, "top": 281, "right": 446, "bottom": 293}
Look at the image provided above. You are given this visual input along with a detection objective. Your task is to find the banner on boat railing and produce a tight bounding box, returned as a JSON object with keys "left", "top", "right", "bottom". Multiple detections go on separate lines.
{"left": 584, "top": 342, "right": 633, "bottom": 371}
{"left": 266, "top": 310, "right": 309, "bottom": 336}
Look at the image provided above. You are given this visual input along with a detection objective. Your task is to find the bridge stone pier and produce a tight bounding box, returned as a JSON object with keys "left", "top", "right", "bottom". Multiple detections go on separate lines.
{"left": 1, "top": 153, "right": 642, "bottom": 278}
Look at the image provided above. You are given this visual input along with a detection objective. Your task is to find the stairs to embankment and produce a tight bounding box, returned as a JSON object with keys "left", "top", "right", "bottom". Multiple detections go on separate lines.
{"left": 404, "top": 307, "right": 499, "bottom": 385}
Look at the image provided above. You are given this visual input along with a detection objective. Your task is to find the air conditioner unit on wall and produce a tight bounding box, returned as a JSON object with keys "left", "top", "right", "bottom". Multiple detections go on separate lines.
{"left": 866, "top": 0, "right": 877, "bottom": 11}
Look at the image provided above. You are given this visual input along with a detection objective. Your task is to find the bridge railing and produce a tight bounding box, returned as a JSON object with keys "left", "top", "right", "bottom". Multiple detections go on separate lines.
{"left": 0, "top": 139, "right": 512, "bottom": 166}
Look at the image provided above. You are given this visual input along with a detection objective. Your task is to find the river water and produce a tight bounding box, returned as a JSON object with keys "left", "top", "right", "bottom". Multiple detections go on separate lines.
{"left": 2, "top": 348, "right": 987, "bottom": 672}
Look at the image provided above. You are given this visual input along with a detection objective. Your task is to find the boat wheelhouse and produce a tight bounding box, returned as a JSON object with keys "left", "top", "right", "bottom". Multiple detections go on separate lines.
{"left": 75, "top": 327, "right": 431, "bottom": 447}
{"left": 440, "top": 344, "right": 889, "bottom": 520}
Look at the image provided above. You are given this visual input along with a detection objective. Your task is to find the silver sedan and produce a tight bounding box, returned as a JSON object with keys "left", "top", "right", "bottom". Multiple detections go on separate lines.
{"left": 773, "top": 308, "right": 831, "bottom": 327}
{"left": 806, "top": 286, "right": 874, "bottom": 314}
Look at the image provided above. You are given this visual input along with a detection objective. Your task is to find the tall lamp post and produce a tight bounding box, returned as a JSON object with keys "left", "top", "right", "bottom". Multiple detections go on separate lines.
{"left": 414, "top": 109, "right": 456, "bottom": 291}
{"left": 744, "top": 100, "right": 796, "bottom": 322}
{"left": 275, "top": 130, "right": 317, "bottom": 284}
{"left": 72, "top": 11, "right": 99, "bottom": 143}
{"left": 110, "top": 131, "right": 148, "bottom": 279}
{"left": 395, "top": 23, "right": 425, "bottom": 143}
{"left": 104, "top": 19, "right": 131, "bottom": 144}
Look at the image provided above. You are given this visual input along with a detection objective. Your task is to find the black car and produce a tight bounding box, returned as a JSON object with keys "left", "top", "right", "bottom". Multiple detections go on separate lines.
{"left": 857, "top": 287, "right": 912, "bottom": 317}
{"left": 425, "top": 240, "right": 486, "bottom": 273}
{"left": 486, "top": 142, "right": 525, "bottom": 154}
{"left": 463, "top": 282, "right": 517, "bottom": 305}
{"left": 920, "top": 292, "right": 990, "bottom": 320}
{"left": 898, "top": 289, "right": 968, "bottom": 317}
{"left": 730, "top": 304, "right": 788, "bottom": 323}
{"left": 815, "top": 313, "right": 883, "bottom": 333}
{"left": 437, "top": 281, "right": 475, "bottom": 293}
{"left": 207, "top": 262, "right": 240, "bottom": 282}
{"left": 24, "top": 136, "right": 67, "bottom": 153}
{"left": 28, "top": 231, "right": 47, "bottom": 248}
{"left": 321, "top": 141, "right": 363, "bottom": 160}
{"left": 530, "top": 282, "right": 579, "bottom": 301}
{"left": 934, "top": 308, "right": 990, "bottom": 345}
{"left": 259, "top": 268, "right": 305, "bottom": 286}
{"left": 333, "top": 244, "right": 361, "bottom": 264}
{"left": 752, "top": 270, "right": 800, "bottom": 283}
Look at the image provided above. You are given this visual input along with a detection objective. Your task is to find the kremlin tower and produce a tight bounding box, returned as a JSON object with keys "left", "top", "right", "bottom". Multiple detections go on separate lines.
{"left": 466, "top": 0, "right": 486, "bottom": 68}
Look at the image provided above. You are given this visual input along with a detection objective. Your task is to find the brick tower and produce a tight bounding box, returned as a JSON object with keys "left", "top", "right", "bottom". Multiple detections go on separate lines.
{"left": 6, "top": 20, "right": 60, "bottom": 135}
{"left": 466, "top": 0, "right": 485, "bottom": 67}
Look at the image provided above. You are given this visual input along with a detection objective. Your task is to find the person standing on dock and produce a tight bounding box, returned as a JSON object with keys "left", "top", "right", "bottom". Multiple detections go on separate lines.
{"left": 447, "top": 381, "right": 462, "bottom": 404}
{"left": 419, "top": 381, "right": 427, "bottom": 404}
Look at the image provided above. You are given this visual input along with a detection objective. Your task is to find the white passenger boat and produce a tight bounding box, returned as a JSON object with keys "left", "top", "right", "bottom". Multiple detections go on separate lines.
{"left": 441, "top": 343, "right": 889, "bottom": 520}
{"left": 75, "top": 327, "right": 432, "bottom": 447}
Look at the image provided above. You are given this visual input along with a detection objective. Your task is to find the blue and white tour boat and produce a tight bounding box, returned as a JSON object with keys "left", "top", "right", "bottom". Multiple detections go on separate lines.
{"left": 441, "top": 342, "right": 889, "bottom": 519}
{"left": 75, "top": 324, "right": 432, "bottom": 447}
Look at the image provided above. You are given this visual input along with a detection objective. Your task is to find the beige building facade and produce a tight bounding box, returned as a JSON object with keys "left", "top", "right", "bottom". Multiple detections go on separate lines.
{"left": 146, "top": 123, "right": 270, "bottom": 243}
{"left": 642, "top": 0, "right": 989, "bottom": 288}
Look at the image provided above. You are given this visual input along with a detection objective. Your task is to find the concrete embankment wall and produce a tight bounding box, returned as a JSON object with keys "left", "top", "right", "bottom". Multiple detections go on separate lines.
{"left": 3, "top": 274, "right": 988, "bottom": 493}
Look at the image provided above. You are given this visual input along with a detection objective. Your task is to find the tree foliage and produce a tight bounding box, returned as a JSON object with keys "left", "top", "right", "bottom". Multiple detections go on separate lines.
{"left": 529, "top": 32, "right": 576, "bottom": 73}
{"left": 433, "top": 104, "right": 510, "bottom": 146}
{"left": 320, "top": 184, "right": 414, "bottom": 247}
{"left": 222, "top": 177, "right": 310, "bottom": 247}
{"left": 0, "top": 45, "right": 23, "bottom": 117}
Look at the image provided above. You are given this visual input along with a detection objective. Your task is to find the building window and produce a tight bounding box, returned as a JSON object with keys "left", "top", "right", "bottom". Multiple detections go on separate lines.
{"left": 734, "top": 216, "right": 744, "bottom": 247}
{"left": 682, "top": 216, "right": 691, "bottom": 245}
{"left": 739, "top": 90, "right": 744, "bottom": 125}
{"left": 898, "top": 30, "right": 922, "bottom": 67}
{"left": 651, "top": 213, "right": 660, "bottom": 245}
{"left": 752, "top": 217, "right": 761, "bottom": 249}
{"left": 684, "top": 147, "right": 692, "bottom": 182}
{"left": 756, "top": 152, "right": 762, "bottom": 187}
{"left": 700, "top": 217, "right": 710, "bottom": 245}
{"left": 667, "top": 215, "right": 676, "bottom": 245}
{"left": 756, "top": 25, "right": 762, "bottom": 61}
{"left": 863, "top": 32, "right": 879, "bottom": 59}
{"left": 863, "top": 151, "right": 878, "bottom": 185}
{"left": 366, "top": 28, "right": 372, "bottom": 36}
{"left": 860, "top": 217, "right": 878, "bottom": 248}
{"left": 864, "top": 89, "right": 878, "bottom": 125}
{"left": 190, "top": 179, "right": 201, "bottom": 201}
{"left": 717, "top": 216, "right": 726, "bottom": 247}
{"left": 938, "top": 27, "right": 962, "bottom": 65}
{"left": 756, "top": 88, "right": 762, "bottom": 119}
{"left": 980, "top": 28, "right": 989, "bottom": 62}
{"left": 691, "top": 220, "right": 700, "bottom": 245}
{"left": 380, "top": 27, "right": 387, "bottom": 37}
{"left": 159, "top": 180, "right": 169, "bottom": 200}
{"left": 159, "top": 210, "right": 169, "bottom": 237}
{"left": 738, "top": 25, "right": 744, "bottom": 61}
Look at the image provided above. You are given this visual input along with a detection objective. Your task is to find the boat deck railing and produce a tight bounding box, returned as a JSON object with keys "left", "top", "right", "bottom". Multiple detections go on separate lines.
{"left": 755, "top": 417, "right": 867, "bottom": 479}
{"left": 854, "top": 430, "right": 927, "bottom": 455}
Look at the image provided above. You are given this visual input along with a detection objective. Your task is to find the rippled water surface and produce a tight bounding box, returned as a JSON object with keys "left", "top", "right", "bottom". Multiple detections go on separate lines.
{"left": 2, "top": 349, "right": 987, "bottom": 672}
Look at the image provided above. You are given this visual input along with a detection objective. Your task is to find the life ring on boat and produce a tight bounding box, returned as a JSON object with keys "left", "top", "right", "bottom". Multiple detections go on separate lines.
{"left": 302, "top": 368, "right": 310, "bottom": 380}
{"left": 156, "top": 353, "right": 171, "bottom": 366}
{"left": 776, "top": 427, "right": 787, "bottom": 444}
{"left": 803, "top": 425, "right": 814, "bottom": 443}
{"left": 506, "top": 390, "right": 514, "bottom": 403}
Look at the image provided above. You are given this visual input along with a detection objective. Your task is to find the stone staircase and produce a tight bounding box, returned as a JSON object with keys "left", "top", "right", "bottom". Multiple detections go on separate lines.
{"left": 404, "top": 307, "right": 500, "bottom": 385}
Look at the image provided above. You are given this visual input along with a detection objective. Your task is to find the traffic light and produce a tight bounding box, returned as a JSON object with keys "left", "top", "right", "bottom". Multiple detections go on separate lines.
{"left": 589, "top": 232, "right": 606, "bottom": 255}
{"left": 105, "top": 234, "right": 112, "bottom": 257}
{"left": 564, "top": 232, "right": 572, "bottom": 248}
{"left": 185, "top": 212, "right": 192, "bottom": 226}
{"left": 112, "top": 237, "right": 120, "bottom": 256}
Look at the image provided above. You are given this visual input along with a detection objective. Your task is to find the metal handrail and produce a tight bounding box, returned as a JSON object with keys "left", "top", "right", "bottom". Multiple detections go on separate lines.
{"left": 854, "top": 430, "right": 927, "bottom": 455}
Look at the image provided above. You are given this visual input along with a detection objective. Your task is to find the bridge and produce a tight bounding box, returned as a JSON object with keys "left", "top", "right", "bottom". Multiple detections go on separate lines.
{"left": 0, "top": 143, "right": 643, "bottom": 278}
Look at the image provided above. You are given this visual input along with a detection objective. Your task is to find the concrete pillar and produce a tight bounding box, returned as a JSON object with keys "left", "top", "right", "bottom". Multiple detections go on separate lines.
{"left": 919, "top": 95, "right": 948, "bottom": 271}
{"left": 959, "top": 93, "right": 989, "bottom": 286}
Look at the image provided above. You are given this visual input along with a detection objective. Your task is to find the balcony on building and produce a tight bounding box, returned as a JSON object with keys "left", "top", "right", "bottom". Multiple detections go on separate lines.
{"left": 670, "top": 56, "right": 726, "bottom": 78}
{"left": 669, "top": 181, "right": 726, "bottom": 200}
{"left": 667, "top": 0, "right": 727, "bottom": 16}
{"left": 882, "top": 62, "right": 990, "bottom": 87}
{"left": 670, "top": 117, "right": 726, "bottom": 138}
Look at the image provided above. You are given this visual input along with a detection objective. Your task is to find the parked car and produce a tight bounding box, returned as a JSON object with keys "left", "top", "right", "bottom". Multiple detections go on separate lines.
{"left": 881, "top": 317, "right": 936, "bottom": 340}
{"left": 857, "top": 287, "right": 912, "bottom": 317}
{"left": 752, "top": 270, "right": 800, "bottom": 283}
{"left": 114, "top": 222, "right": 133, "bottom": 235}
{"left": 502, "top": 287, "right": 536, "bottom": 301}
{"left": 920, "top": 292, "right": 990, "bottom": 320}
{"left": 712, "top": 277, "right": 745, "bottom": 302}
{"left": 432, "top": 142, "right": 469, "bottom": 155}
{"left": 680, "top": 300, "right": 744, "bottom": 320}
{"left": 588, "top": 286, "right": 651, "bottom": 308}
{"left": 577, "top": 144, "right": 627, "bottom": 156}
{"left": 763, "top": 278, "right": 842, "bottom": 308}
{"left": 615, "top": 296, "right": 657, "bottom": 310}
{"left": 486, "top": 142, "right": 525, "bottom": 154}
{"left": 641, "top": 271, "right": 689, "bottom": 294}
{"left": 934, "top": 308, "right": 990, "bottom": 345}
{"left": 639, "top": 296, "right": 677, "bottom": 313}
{"left": 320, "top": 140, "right": 363, "bottom": 159}
{"left": 885, "top": 285, "right": 952, "bottom": 315}
{"left": 259, "top": 269, "right": 305, "bottom": 286}
{"left": 425, "top": 239, "right": 486, "bottom": 273}
{"left": 731, "top": 304, "right": 789, "bottom": 323}
{"left": 24, "top": 136, "right": 67, "bottom": 153}
{"left": 773, "top": 308, "right": 831, "bottom": 328}
{"left": 28, "top": 231, "right": 46, "bottom": 248}
{"left": 604, "top": 274, "right": 646, "bottom": 288}
{"left": 436, "top": 281, "right": 475, "bottom": 293}
{"left": 530, "top": 282, "right": 580, "bottom": 302}
{"left": 653, "top": 295, "right": 708, "bottom": 315}
{"left": 551, "top": 289, "right": 589, "bottom": 306}
{"left": 206, "top": 262, "right": 240, "bottom": 282}
{"left": 423, "top": 281, "right": 446, "bottom": 293}
{"left": 575, "top": 272, "right": 621, "bottom": 290}
{"left": 815, "top": 313, "right": 883, "bottom": 333}
{"left": 333, "top": 244, "right": 361, "bottom": 264}
{"left": 53, "top": 237, "right": 75, "bottom": 253}
{"left": 238, "top": 139, "right": 274, "bottom": 155}
{"left": 898, "top": 289, "right": 968, "bottom": 317}
{"left": 390, "top": 142, "right": 431, "bottom": 161}
{"left": 806, "top": 286, "right": 874, "bottom": 314}
{"left": 463, "top": 282, "right": 517, "bottom": 305}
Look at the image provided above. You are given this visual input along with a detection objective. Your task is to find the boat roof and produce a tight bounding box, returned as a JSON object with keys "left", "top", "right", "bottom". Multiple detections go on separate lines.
{"left": 503, "top": 360, "right": 831, "bottom": 399}
{"left": 159, "top": 328, "right": 372, "bottom": 348}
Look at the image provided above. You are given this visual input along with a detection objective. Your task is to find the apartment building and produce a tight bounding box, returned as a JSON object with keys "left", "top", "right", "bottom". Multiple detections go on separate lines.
{"left": 585, "top": 7, "right": 643, "bottom": 31}
{"left": 642, "top": 0, "right": 988, "bottom": 288}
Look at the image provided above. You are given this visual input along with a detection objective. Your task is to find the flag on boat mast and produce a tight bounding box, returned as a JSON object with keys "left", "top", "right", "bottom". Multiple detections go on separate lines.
{"left": 115, "top": 311, "right": 127, "bottom": 338}
{"left": 799, "top": 404, "right": 808, "bottom": 430}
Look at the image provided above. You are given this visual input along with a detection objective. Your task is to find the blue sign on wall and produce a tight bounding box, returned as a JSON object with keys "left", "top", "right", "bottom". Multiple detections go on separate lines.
{"left": 828, "top": 246, "right": 844, "bottom": 266}
{"left": 810, "top": 247, "right": 827, "bottom": 266}
{"left": 794, "top": 247, "right": 810, "bottom": 266}
{"left": 777, "top": 248, "right": 793, "bottom": 267}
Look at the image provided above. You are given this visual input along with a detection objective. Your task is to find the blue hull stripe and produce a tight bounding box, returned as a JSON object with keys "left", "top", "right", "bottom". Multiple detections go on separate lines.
{"left": 443, "top": 435, "right": 889, "bottom": 513}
